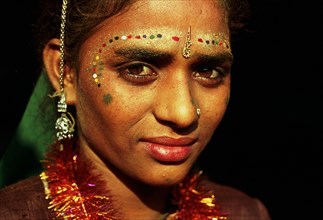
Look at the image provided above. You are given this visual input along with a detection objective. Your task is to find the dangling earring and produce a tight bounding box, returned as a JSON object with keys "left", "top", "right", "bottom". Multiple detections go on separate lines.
{"left": 49, "top": 0, "right": 75, "bottom": 141}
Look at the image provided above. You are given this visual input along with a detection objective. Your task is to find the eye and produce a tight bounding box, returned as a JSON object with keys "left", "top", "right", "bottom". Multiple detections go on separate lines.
{"left": 194, "top": 67, "right": 220, "bottom": 79}
{"left": 193, "top": 66, "right": 226, "bottom": 86}
{"left": 117, "top": 63, "right": 158, "bottom": 84}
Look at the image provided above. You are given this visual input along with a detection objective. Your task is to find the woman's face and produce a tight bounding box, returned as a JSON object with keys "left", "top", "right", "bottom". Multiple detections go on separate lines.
{"left": 75, "top": 0, "right": 232, "bottom": 186}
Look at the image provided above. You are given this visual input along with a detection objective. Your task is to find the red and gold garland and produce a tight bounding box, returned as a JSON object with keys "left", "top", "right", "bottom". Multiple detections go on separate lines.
{"left": 40, "top": 138, "right": 227, "bottom": 220}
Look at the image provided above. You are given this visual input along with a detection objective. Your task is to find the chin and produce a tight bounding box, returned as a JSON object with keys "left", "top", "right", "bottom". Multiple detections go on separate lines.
{"left": 137, "top": 166, "right": 192, "bottom": 187}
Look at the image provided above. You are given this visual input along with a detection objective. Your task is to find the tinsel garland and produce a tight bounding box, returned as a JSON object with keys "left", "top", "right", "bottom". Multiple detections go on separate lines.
{"left": 40, "top": 138, "right": 227, "bottom": 219}
{"left": 40, "top": 138, "right": 119, "bottom": 219}
{"left": 167, "top": 171, "right": 228, "bottom": 220}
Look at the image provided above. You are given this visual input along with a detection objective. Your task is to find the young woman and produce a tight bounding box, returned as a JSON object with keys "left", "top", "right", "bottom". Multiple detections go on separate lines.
{"left": 0, "top": 0, "right": 271, "bottom": 219}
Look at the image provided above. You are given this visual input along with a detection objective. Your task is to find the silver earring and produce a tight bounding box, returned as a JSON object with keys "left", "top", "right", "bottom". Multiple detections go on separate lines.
{"left": 196, "top": 108, "right": 201, "bottom": 117}
{"left": 49, "top": 0, "right": 74, "bottom": 141}
{"left": 55, "top": 93, "right": 75, "bottom": 140}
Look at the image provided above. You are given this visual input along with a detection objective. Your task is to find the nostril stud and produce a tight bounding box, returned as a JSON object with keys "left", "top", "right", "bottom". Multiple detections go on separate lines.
{"left": 196, "top": 108, "right": 201, "bottom": 118}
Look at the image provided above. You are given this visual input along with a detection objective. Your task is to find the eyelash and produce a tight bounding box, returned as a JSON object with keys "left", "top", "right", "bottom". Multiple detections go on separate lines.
{"left": 116, "top": 63, "right": 227, "bottom": 86}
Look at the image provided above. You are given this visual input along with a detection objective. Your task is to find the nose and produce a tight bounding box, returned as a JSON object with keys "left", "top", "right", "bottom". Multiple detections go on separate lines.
{"left": 153, "top": 71, "right": 198, "bottom": 129}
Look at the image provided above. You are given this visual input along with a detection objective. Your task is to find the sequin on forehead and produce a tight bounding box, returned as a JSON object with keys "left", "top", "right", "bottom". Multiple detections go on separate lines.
{"left": 197, "top": 33, "right": 230, "bottom": 49}
{"left": 87, "top": 32, "right": 230, "bottom": 87}
{"left": 88, "top": 33, "right": 180, "bottom": 87}
{"left": 101, "top": 32, "right": 229, "bottom": 51}
{"left": 110, "top": 33, "right": 168, "bottom": 42}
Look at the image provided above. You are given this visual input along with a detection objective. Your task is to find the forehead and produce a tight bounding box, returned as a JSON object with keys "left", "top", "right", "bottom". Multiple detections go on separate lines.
{"left": 94, "top": 0, "right": 228, "bottom": 39}
{"left": 80, "top": 0, "right": 230, "bottom": 58}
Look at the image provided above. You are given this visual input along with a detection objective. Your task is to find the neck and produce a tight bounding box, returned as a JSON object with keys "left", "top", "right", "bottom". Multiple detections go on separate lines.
{"left": 79, "top": 138, "right": 172, "bottom": 219}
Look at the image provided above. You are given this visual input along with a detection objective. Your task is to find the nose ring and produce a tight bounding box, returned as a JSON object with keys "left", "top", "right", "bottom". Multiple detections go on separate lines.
{"left": 196, "top": 108, "right": 201, "bottom": 117}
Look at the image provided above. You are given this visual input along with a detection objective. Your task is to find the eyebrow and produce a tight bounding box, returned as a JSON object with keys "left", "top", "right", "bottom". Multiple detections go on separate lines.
{"left": 112, "top": 47, "right": 233, "bottom": 66}
{"left": 195, "top": 52, "right": 234, "bottom": 65}
{"left": 112, "top": 48, "right": 174, "bottom": 67}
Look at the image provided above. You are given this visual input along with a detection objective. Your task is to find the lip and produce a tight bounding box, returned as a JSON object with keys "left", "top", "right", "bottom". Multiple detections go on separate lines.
{"left": 142, "top": 137, "right": 196, "bottom": 162}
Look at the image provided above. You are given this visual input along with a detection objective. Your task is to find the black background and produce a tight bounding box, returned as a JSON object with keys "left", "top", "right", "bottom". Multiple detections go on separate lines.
{"left": 1, "top": 1, "right": 322, "bottom": 219}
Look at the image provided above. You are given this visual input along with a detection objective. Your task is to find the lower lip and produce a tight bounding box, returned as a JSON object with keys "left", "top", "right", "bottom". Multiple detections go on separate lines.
{"left": 145, "top": 143, "right": 192, "bottom": 162}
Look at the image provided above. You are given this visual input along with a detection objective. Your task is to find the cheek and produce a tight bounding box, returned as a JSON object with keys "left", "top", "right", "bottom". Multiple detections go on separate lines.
{"left": 75, "top": 68, "right": 153, "bottom": 134}
{"left": 199, "top": 84, "right": 230, "bottom": 139}
{"left": 76, "top": 79, "right": 107, "bottom": 134}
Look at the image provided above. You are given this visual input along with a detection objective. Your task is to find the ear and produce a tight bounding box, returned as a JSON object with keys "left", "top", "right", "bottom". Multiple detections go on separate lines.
{"left": 43, "top": 38, "right": 77, "bottom": 105}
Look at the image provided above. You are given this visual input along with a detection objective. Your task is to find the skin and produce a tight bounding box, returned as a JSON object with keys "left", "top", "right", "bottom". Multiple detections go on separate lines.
{"left": 44, "top": 0, "right": 232, "bottom": 219}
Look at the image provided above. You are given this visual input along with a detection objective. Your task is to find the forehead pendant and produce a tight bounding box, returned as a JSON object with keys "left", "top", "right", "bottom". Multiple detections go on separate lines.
{"left": 182, "top": 26, "right": 192, "bottom": 59}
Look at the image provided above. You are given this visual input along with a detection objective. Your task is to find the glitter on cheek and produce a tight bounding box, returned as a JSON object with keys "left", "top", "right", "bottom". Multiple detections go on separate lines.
{"left": 103, "top": 93, "right": 113, "bottom": 105}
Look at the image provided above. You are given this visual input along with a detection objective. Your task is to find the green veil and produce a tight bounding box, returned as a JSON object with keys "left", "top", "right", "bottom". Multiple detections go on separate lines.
{"left": 0, "top": 70, "right": 56, "bottom": 188}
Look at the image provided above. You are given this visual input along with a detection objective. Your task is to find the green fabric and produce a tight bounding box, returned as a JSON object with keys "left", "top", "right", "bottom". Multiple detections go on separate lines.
{"left": 0, "top": 70, "right": 56, "bottom": 188}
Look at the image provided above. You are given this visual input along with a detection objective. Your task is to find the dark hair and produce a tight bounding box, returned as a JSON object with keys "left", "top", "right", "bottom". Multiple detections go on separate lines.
{"left": 35, "top": 0, "right": 250, "bottom": 70}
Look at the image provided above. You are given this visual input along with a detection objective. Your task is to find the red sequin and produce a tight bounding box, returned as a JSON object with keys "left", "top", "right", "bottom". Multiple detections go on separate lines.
{"left": 172, "top": 36, "right": 180, "bottom": 41}
{"left": 198, "top": 38, "right": 203, "bottom": 43}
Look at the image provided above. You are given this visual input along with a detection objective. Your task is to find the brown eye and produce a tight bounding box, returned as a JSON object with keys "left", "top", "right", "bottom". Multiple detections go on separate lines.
{"left": 118, "top": 63, "right": 158, "bottom": 84}
{"left": 194, "top": 67, "right": 220, "bottom": 79}
{"left": 124, "top": 64, "right": 154, "bottom": 76}
{"left": 193, "top": 66, "right": 225, "bottom": 87}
